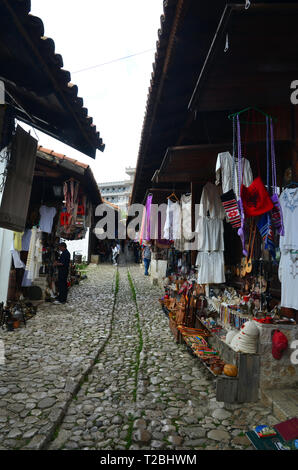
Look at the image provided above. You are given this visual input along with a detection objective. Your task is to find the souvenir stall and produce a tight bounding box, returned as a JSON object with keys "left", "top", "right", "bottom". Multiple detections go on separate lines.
{"left": 1, "top": 147, "right": 101, "bottom": 330}
{"left": 130, "top": 2, "right": 298, "bottom": 406}
{"left": 154, "top": 109, "right": 298, "bottom": 403}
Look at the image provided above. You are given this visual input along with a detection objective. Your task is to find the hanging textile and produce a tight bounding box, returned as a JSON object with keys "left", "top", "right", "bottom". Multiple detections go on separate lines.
{"left": 195, "top": 183, "right": 225, "bottom": 284}
{"left": 163, "top": 199, "right": 181, "bottom": 241}
{"left": 0, "top": 125, "right": 37, "bottom": 232}
{"left": 13, "top": 231, "right": 23, "bottom": 251}
{"left": 257, "top": 212, "right": 276, "bottom": 261}
{"left": 269, "top": 118, "right": 284, "bottom": 235}
{"left": 175, "top": 194, "right": 192, "bottom": 251}
{"left": 279, "top": 187, "right": 298, "bottom": 252}
{"left": 144, "top": 194, "right": 153, "bottom": 241}
{"left": 39, "top": 205, "right": 57, "bottom": 234}
{"left": 0, "top": 105, "right": 15, "bottom": 152}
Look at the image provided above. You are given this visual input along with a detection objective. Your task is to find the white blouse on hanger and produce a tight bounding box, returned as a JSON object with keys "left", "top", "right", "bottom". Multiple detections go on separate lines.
{"left": 215, "top": 151, "right": 253, "bottom": 198}
{"left": 199, "top": 182, "right": 226, "bottom": 219}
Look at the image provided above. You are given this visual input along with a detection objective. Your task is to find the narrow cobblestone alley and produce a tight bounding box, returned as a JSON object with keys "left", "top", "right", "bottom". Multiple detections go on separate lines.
{"left": 0, "top": 265, "right": 280, "bottom": 451}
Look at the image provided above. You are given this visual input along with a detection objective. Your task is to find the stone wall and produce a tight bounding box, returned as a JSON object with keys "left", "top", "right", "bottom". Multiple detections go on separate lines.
{"left": 255, "top": 322, "right": 298, "bottom": 390}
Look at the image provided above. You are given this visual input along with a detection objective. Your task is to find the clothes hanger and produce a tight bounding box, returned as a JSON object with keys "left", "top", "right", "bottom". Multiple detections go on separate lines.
{"left": 285, "top": 181, "right": 298, "bottom": 188}
{"left": 167, "top": 192, "right": 179, "bottom": 202}
{"left": 228, "top": 106, "right": 277, "bottom": 125}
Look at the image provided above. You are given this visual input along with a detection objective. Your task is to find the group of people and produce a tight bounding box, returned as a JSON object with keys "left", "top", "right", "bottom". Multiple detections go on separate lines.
{"left": 111, "top": 240, "right": 152, "bottom": 275}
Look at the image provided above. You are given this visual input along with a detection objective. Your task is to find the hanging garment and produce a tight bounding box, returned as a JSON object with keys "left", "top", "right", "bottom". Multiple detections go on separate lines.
{"left": 174, "top": 194, "right": 193, "bottom": 251}
{"left": 278, "top": 250, "right": 298, "bottom": 310}
{"left": 269, "top": 118, "right": 284, "bottom": 236}
{"left": 25, "top": 227, "right": 38, "bottom": 281}
{"left": 216, "top": 151, "right": 253, "bottom": 199}
{"left": 241, "top": 176, "right": 273, "bottom": 217}
{"left": 0, "top": 125, "right": 37, "bottom": 232}
{"left": 85, "top": 200, "right": 93, "bottom": 228}
{"left": 13, "top": 231, "right": 23, "bottom": 251}
{"left": 163, "top": 199, "right": 181, "bottom": 240}
{"left": 199, "top": 182, "right": 225, "bottom": 219}
{"left": 144, "top": 194, "right": 153, "bottom": 241}
{"left": 220, "top": 190, "right": 241, "bottom": 228}
{"left": 39, "top": 205, "right": 57, "bottom": 234}
{"left": 196, "top": 252, "right": 225, "bottom": 284}
{"left": 257, "top": 212, "right": 276, "bottom": 261}
{"left": 279, "top": 188, "right": 298, "bottom": 252}
{"left": 21, "top": 229, "right": 32, "bottom": 251}
{"left": 195, "top": 217, "right": 224, "bottom": 252}
{"left": 181, "top": 194, "right": 192, "bottom": 244}
{"left": 10, "top": 243, "right": 25, "bottom": 269}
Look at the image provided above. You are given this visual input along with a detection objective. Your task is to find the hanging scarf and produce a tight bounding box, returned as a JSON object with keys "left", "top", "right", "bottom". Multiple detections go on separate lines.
{"left": 257, "top": 212, "right": 276, "bottom": 262}
{"left": 269, "top": 117, "right": 284, "bottom": 235}
{"left": 220, "top": 116, "right": 241, "bottom": 228}
{"left": 144, "top": 194, "right": 153, "bottom": 241}
{"left": 237, "top": 115, "right": 248, "bottom": 256}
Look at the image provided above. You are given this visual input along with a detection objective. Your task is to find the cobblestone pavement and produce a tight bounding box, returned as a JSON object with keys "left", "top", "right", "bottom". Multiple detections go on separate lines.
{"left": 0, "top": 265, "right": 115, "bottom": 450}
{"left": 0, "top": 264, "right": 280, "bottom": 450}
{"left": 48, "top": 265, "right": 279, "bottom": 451}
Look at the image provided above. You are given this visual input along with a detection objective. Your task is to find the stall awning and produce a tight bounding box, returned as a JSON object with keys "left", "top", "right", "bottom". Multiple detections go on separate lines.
{"left": 189, "top": 3, "right": 298, "bottom": 113}
{"left": 0, "top": 0, "right": 105, "bottom": 158}
{"left": 153, "top": 141, "right": 296, "bottom": 186}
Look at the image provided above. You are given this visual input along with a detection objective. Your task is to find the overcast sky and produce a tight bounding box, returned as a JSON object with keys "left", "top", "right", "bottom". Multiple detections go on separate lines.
{"left": 28, "top": 0, "right": 164, "bottom": 183}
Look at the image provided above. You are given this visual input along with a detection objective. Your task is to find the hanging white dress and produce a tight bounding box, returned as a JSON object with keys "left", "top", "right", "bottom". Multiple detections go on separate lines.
{"left": 278, "top": 187, "right": 298, "bottom": 310}
{"left": 163, "top": 199, "right": 181, "bottom": 241}
{"left": 196, "top": 182, "right": 225, "bottom": 284}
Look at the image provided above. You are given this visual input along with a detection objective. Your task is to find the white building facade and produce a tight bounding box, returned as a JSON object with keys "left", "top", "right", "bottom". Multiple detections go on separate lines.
{"left": 98, "top": 167, "right": 136, "bottom": 214}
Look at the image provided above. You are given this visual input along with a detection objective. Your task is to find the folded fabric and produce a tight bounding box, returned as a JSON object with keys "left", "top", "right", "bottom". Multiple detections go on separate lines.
{"left": 241, "top": 176, "right": 273, "bottom": 217}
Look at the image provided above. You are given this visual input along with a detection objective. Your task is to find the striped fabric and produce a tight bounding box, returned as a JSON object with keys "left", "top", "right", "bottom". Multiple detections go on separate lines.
{"left": 257, "top": 213, "right": 276, "bottom": 261}
{"left": 220, "top": 189, "right": 241, "bottom": 228}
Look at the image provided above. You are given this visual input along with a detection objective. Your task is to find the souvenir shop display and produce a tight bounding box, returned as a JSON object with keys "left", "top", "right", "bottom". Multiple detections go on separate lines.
{"left": 56, "top": 179, "right": 91, "bottom": 241}
{"left": 156, "top": 106, "right": 297, "bottom": 400}
{"left": 4, "top": 173, "right": 92, "bottom": 316}
{"left": 0, "top": 300, "right": 37, "bottom": 331}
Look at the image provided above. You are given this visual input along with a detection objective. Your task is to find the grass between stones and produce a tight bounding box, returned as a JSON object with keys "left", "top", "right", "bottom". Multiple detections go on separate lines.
{"left": 127, "top": 270, "right": 143, "bottom": 403}
{"left": 125, "top": 270, "right": 144, "bottom": 449}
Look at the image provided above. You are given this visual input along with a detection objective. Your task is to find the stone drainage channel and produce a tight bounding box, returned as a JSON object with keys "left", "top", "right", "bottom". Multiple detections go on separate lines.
{"left": 46, "top": 267, "right": 149, "bottom": 450}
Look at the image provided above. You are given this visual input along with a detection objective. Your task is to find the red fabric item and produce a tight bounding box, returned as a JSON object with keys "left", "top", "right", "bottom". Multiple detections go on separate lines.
{"left": 77, "top": 204, "right": 85, "bottom": 215}
{"left": 240, "top": 176, "right": 273, "bottom": 217}
{"left": 272, "top": 330, "right": 288, "bottom": 360}
{"left": 274, "top": 418, "right": 298, "bottom": 441}
{"left": 60, "top": 211, "right": 71, "bottom": 226}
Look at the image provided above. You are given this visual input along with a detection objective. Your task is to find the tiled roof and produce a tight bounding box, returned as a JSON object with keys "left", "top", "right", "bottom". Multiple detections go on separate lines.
{"left": 0, "top": 0, "right": 104, "bottom": 158}
{"left": 37, "top": 146, "right": 89, "bottom": 170}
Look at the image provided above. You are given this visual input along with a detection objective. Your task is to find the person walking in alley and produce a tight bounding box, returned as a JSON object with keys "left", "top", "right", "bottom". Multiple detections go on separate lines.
{"left": 53, "top": 242, "right": 70, "bottom": 304}
{"left": 143, "top": 241, "right": 151, "bottom": 276}
{"left": 112, "top": 241, "right": 120, "bottom": 266}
